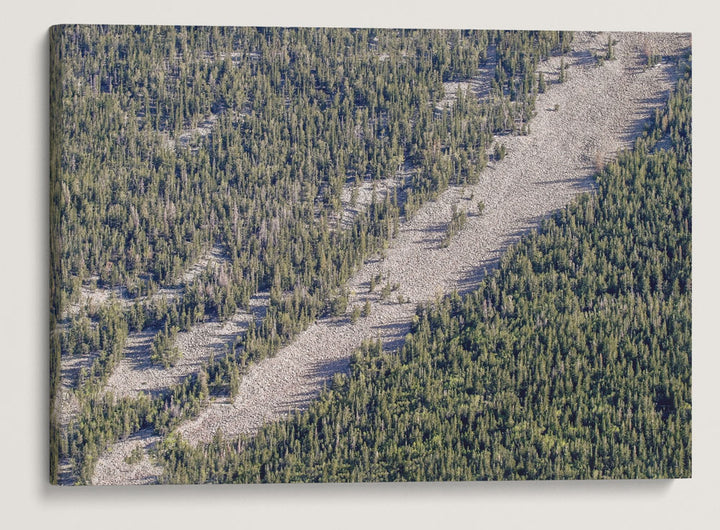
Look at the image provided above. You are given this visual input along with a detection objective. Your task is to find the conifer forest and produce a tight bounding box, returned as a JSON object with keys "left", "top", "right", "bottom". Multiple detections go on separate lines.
{"left": 49, "top": 25, "right": 691, "bottom": 485}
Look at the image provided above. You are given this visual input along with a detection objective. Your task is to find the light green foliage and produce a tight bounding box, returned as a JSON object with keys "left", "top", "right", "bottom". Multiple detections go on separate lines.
{"left": 606, "top": 35, "right": 616, "bottom": 61}
{"left": 156, "top": 73, "right": 691, "bottom": 483}
{"left": 440, "top": 205, "right": 468, "bottom": 248}
{"left": 361, "top": 301, "right": 372, "bottom": 317}
{"left": 350, "top": 305, "right": 361, "bottom": 323}
{"left": 124, "top": 446, "right": 144, "bottom": 465}
{"left": 150, "top": 323, "right": 181, "bottom": 368}
{"left": 329, "top": 291, "right": 349, "bottom": 317}
{"left": 50, "top": 25, "right": 572, "bottom": 484}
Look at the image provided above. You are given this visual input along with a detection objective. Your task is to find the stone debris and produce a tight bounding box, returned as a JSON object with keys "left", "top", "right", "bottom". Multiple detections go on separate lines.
{"left": 176, "top": 32, "right": 690, "bottom": 445}
{"left": 91, "top": 31, "right": 690, "bottom": 483}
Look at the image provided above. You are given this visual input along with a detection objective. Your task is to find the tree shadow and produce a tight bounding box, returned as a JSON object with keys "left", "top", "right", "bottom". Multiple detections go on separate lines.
{"left": 122, "top": 329, "right": 157, "bottom": 372}
{"left": 570, "top": 47, "right": 599, "bottom": 69}
{"left": 278, "top": 390, "right": 322, "bottom": 412}
{"left": 60, "top": 350, "right": 100, "bottom": 389}
{"left": 405, "top": 222, "right": 447, "bottom": 248}
{"left": 454, "top": 218, "right": 548, "bottom": 296}
{"left": 274, "top": 357, "right": 354, "bottom": 412}
{"left": 123, "top": 427, "right": 160, "bottom": 446}
{"left": 372, "top": 320, "right": 412, "bottom": 352}
{"left": 309, "top": 357, "right": 352, "bottom": 379}
{"left": 537, "top": 175, "right": 597, "bottom": 194}
{"left": 469, "top": 43, "right": 497, "bottom": 101}
{"left": 619, "top": 92, "right": 673, "bottom": 147}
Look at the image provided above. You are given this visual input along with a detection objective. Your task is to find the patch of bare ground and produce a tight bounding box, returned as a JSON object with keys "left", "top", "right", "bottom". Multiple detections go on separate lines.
{"left": 338, "top": 164, "right": 413, "bottom": 230}
{"left": 104, "top": 292, "right": 269, "bottom": 399}
{"left": 57, "top": 351, "right": 96, "bottom": 421}
{"left": 61, "top": 243, "right": 228, "bottom": 321}
{"left": 437, "top": 44, "right": 498, "bottom": 110}
{"left": 174, "top": 113, "right": 218, "bottom": 150}
{"left": 55, "top": 244, "right": 231, "bottom": 483}
{"left": 61, "top": 280, "right": 128, "bottom": 320}
{"left": 88, "top": 292, "right": 269, "bottom": 485}
{"left": 164, "top": 104, "right": 249, "bottom": 153}
{"left": 176, "top": 32, "right": 689, "bottom": 446}
{"left": 178, "top": 243, "right": 226, "bottom": 285}
{"left": 163, "top": 107, "right": 239, "bottom": 152}
{"left": 91, "top": 428, "right": 163, "bottom": 486}
{"left": 54, "top": 323, "right": 90, "bottom": 484}
{"left": 58, "top": 244, "right": 229, "bottom": 399}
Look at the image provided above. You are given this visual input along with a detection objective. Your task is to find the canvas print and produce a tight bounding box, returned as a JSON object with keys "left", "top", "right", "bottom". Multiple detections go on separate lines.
{"left": 49, "top": 25, "right": 691, "bottom": 485}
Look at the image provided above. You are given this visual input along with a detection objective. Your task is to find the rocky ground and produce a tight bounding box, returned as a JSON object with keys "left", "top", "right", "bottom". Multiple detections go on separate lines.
{"left": 56, "top": 244, "right": 232, "bottom": 483}
{"left": 176, "top": 32, "right": 690, "bottom": 445}
{"left": 89, "top": 31, "right": 690, "bottom": 483}
{"left": 438, "top": 43, "right": 498, "bottom": 109}
{"left": 104, "top": 292, "right": 269, "bottom": 399}
{"left": 90, "top": 428, "right": 163, "bottom": 486}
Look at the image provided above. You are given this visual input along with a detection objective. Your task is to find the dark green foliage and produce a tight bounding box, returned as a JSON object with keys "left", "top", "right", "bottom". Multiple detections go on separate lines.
{"left": 50, "top": 25, "right": 571, "bottom": 484}
{"left": 125, "top": 446, "right": 144, "bottom": 465}
{"left": 150, "top": 322, "right": 181, "bottom": 368}
{"left": 52, "top": 26, "right": 566, "bottom": 312}
{"left": 64, "top": 393, "right": 154, "bottom": 484}
{"left": 70, "top": 302, "right": 129, "bottom": 397}
{"left": 606, "top": 36, "right": 616, "bottom": 61}
{"left": 379, "top": 282, "right": 400, "bottom": 301}
{"left": 156, "top": 73, "right": 691, "bottom": 483}
{"left": 328, "top": 290, "right": 349, "bottom": 318}
{"left": 440, "top": 205, "right": 468, "bottom": 248}
{"left": 362, "top": 301, "right": 372, "bottom": 318}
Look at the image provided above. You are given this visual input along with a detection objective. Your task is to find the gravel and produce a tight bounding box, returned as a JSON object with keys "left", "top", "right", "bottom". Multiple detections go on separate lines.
{"left": 90, "top": 31, "right": 690, "bottom": 483}
{"left": 104, "top": 291, "right": 269, "bottom": 399}
{"left": 176, "top": 31, "right": 690, "bottom": 445}
{"left": 91, "top": 428, "right": 163, "bottom": 486}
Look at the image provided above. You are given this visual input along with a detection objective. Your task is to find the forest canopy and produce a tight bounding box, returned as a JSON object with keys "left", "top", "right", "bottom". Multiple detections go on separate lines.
{"left": 49, "top": 25, "right": 690, "bottom": 485}
{"left": 51, "top": 26, "right": 570, "bottom": 484}
{"left": 156, "top": 69, "right": 692, "bottom": 484}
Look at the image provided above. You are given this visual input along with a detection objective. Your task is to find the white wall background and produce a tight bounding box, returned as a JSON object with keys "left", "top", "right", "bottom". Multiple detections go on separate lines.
{"left": 1, "top": 2, "right": 716, "bottom": 528}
